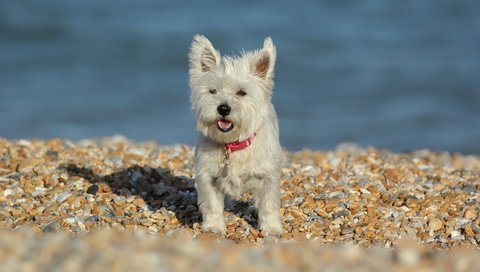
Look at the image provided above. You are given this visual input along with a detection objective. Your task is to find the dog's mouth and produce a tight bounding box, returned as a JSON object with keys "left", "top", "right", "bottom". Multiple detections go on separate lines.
{"left": 217, "top": 119, "right": 234, "bottom": 133}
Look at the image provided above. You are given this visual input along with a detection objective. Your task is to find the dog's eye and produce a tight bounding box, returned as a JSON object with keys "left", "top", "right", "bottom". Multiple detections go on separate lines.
{"left": 209, "top": 89, "right": 217, "bottom": 94}
{"left": 236, "top": 89, "right": 247, "bottom": 96}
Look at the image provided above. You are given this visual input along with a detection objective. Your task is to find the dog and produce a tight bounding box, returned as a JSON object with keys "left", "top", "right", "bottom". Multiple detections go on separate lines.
{"left": 188, "top": 35, "right": 283, "bottom": 235}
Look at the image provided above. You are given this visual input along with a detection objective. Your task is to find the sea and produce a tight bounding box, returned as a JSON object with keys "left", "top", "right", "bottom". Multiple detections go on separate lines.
{"left": 1, "top": 0, "right": 479, "bottom": 154}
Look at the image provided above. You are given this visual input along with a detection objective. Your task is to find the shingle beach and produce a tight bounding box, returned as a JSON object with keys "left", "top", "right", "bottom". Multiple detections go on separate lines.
{"left": 1, "top": 136, "right": 480, "bottom": 271}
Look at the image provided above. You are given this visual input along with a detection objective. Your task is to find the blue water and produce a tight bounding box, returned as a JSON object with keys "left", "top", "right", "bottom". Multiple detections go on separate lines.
{"left": 1, "top": 1, "right": 479, "bottom": 154}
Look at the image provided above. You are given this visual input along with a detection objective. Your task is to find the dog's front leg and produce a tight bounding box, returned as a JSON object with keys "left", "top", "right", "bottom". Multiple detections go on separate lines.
{"left": 254, "top": 174, "right": 283, "bottom": 235}
{"left": 196, "top": 174, "right": 226, "bottom": 234}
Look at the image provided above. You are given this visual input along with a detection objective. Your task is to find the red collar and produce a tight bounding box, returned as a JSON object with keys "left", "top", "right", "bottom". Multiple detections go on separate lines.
{"left": 225, "top": 133, "right": 257, "bottom": 153}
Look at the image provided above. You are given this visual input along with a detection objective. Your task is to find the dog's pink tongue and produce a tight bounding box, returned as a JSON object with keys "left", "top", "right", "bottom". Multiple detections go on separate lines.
{"left": 218, "top": 120, "right": 232, "bottom": 129}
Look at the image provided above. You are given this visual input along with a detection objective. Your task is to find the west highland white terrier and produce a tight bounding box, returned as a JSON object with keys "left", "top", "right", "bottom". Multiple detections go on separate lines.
{"left": 189, "top": 35, "right": 283, "bottom": 235}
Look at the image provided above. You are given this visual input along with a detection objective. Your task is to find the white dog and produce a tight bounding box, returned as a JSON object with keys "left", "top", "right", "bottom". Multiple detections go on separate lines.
{"left": 189, "top": 35, "right": 283, "bottom": 235}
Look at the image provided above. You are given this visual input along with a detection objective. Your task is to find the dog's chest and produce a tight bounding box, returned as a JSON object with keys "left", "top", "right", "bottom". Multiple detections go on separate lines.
{"left": 214, "top": 169, "right": 255, "bottom": 197}
{"left": 212, "top": 150, "right": 259, "bottom": 195}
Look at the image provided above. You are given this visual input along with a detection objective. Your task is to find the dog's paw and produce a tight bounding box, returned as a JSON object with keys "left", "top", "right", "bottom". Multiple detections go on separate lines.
{"left": 202, "top": 218, "right": 226, "bottom": 235}
{"left": 259, "top": 218, "right": 283, "bottom": 235}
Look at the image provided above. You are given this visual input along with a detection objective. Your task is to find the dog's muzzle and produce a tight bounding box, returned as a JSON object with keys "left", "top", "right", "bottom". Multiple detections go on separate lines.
{"left": 217, "top": 119, "right": 234, "bottom": 132}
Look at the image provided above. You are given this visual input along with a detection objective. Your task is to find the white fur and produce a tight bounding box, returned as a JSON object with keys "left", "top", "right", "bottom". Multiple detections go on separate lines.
{"left": 189, "top": 35, "right": 283, "bottom": 235}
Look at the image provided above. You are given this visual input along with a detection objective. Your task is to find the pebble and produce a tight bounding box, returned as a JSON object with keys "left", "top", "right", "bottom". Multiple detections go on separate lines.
{"left": 87, "top": 184, "right": 99, "bottom": 195}
{"left": 140, "top": 219, "right": 154, "bottom": 227}
{"left": 55, "top": 192, "right": 72, "bottom": 204}
{"left": 359, "top": 188, "right": 371, "bottom": 196}
{"left": 429, "top": 218, "right": 443, "bottom": 231}
{"left": 31, "top": 187, "right": 47, "bottom": 197}
{"left": 132, "top": 198, "right": 145, "bottom": 206}
{"left": 464, "top": 209, "right": 477, "bottom": 220}
{"left": 300, "top": 165, "right": 320, "bottom": 176}
{"left": 43, "top": 221, "right": 60, "bottom": 233}
{"left": 465, "top": 225, "right": 475, "bottom": 237}
{"left": 450, "top": 230, "right": 464, "bottom": 240}
{"left": 316, "top": 209, "right": 330, "bottom": 218}
{"left": 11, "top": 208, "right": 21, "bottom": 217}
{"left": 3, "top": 189, "right": 13, "bottom": 197}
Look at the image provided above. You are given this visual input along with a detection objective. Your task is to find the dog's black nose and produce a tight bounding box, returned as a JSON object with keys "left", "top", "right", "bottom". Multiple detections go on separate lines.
{"left": 217, "top": 104, "right": 231, "bottom": 116}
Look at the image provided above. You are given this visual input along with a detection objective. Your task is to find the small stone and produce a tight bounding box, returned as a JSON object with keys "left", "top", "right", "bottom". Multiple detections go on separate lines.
{"left": 150, "top": 212, "right": 164, "bottom": 220}
{"left": 331, "top": 217, "right": 344, "bottom": 225}
{"left": 433, "top": 183, "right": 445, "bottom": 191}
{"left": 3, "top": 189, "right": 13, "bottom": 197}
{"left": 87, "top": 184, "right": 99, "bottom": 195}
{"left": 10, "top": 208, "right": 21, "bottom": 217}
{"left": 300, "top": 165, "right": 320, "bottom": 176}
{"left": 113, "top": 196, "right": 127, "bottom": 205}
{"left": 464, "top": 209, "right": 477, "bottom": 220}
{"left": 472, "top": 225, "right": 480, "bottom": 234}
{"left": 140, "top": 219, "right": 153, "bottom": 227}
{"left": 360, "top": 188, "right": 371, "bottom": 196}
{"left": 227, "top": 221, "right": 238, "bottom": 230}
{"left": 465, "top": 225, "right": 475, "bottom": 238}
{"left": 85, "top": 215, "right": 101, "bottom": 222}
{"left": 450, "top": 230, "right": 464, "bottom": 240}
{"left": 315, "top": 209, "right": 330, "bottom": 218}
{"left": 43, "top": 221, "right": 61, "bottom": 233}
{"left": 384, "top": 169, "right": 401, "bottom": 182}
{"left": 31, "top": 187, "right": 47, "bottom": 197}
{"left": 72, "top": 197, "right": 82, "bottom": 209}
{"left": 132, "top": 198, "right": 145, "bottom": 206}
{"left": 62, "top": 217, "right": 77, "bottom": 227}
{"left": 148, "top": 226, "right": 158, "bottom": 234}
{"left": 288, "top": 208, "right": 305, "bottom": 220}
{"left": 302, "top": 207, "right": 312, "bottom": 214}
{"left": 428, "top": 218, "right": 443, "bottom": 231}
{"left": 114, "top": 208, "right": 125, "bottom": 217}
{"left": 55, "top": 192, "right": 72, "bottom": 204}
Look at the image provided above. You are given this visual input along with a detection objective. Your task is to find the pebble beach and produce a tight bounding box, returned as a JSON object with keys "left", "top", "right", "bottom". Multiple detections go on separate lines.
{"left": 1, "top": 136, "right": 480, "bottom": 271}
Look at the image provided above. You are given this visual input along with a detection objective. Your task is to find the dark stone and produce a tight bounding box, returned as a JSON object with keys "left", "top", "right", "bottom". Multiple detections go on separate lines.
{"left": 462, "top": 184, "right": 476, "bottom": 193}
{"left": 85, "top": 215, "right": 101, "bottom": 222}
{"left": 87, "top": 184, "right": 99, "bottom": 195}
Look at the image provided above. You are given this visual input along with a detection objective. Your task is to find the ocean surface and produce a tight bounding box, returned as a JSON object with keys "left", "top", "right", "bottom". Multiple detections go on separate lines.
{"left": 1, "top": 1, "right": 479, "bottom": 154}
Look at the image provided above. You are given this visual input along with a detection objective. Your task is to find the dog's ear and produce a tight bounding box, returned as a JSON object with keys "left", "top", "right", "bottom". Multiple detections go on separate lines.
{"left": 252, "top": 37, "right": 277, "bottom": 80}
{"left": 189, "top": 35, "right": 220, "bottom": 77}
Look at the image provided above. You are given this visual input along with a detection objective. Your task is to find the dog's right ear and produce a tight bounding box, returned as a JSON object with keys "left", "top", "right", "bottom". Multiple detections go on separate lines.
{"left": 189, "top": 35, "right": 220, "bottom": 78}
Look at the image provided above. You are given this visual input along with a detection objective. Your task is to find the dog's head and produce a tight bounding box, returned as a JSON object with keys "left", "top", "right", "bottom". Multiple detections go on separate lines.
{"left": 189, "top": 35, "right": 276, "bottom": 143}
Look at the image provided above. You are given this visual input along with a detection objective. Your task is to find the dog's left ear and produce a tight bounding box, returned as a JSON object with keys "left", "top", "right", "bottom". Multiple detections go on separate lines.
{"left": 252, "top": 37, "right": 277, "bottom": 81}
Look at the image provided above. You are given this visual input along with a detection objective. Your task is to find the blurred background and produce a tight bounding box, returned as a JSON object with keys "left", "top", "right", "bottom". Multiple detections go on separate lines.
{"left": 1, "top": 0, "right": 479, "bottom": 154}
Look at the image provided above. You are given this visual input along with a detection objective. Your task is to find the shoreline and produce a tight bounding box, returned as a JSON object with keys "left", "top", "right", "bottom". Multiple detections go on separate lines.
{"left": 1, "top": 137, "right": 480, "bottom": 269}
